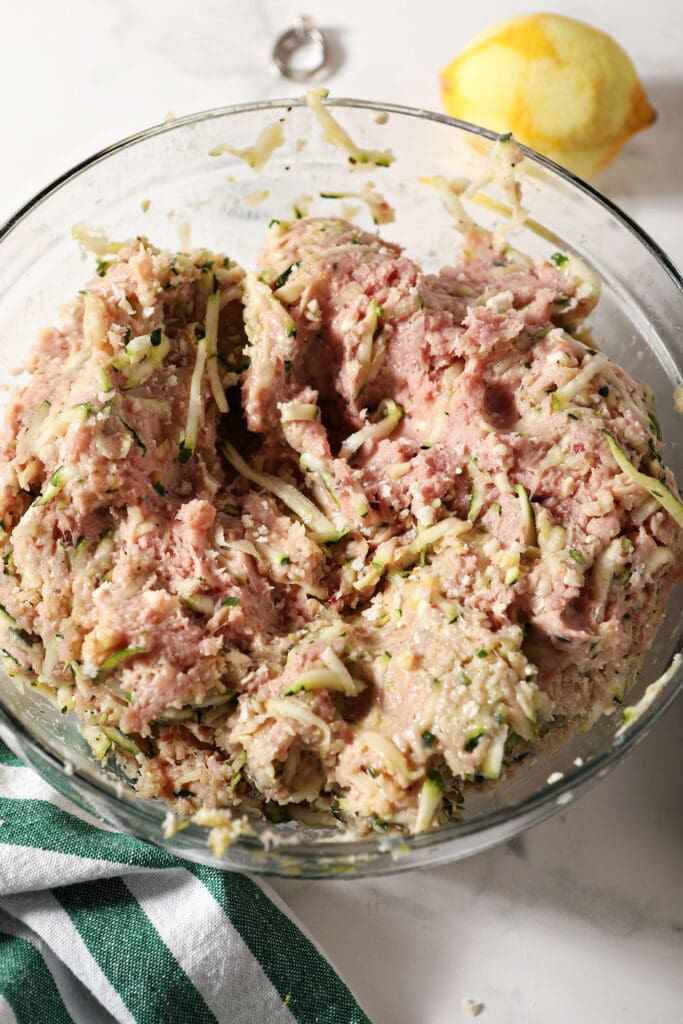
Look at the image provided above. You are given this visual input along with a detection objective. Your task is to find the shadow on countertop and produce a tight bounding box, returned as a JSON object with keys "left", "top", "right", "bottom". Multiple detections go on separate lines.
{"left": 274, "top": 691, "right": 683, "bottom": 1023}
{"left": 593, "top": 78, "right": 683, "bottom": 201}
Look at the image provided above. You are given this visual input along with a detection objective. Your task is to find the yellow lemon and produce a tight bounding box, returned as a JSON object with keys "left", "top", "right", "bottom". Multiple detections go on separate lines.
{"left": 440, "top": 13, "right": 656, "bottom": 177}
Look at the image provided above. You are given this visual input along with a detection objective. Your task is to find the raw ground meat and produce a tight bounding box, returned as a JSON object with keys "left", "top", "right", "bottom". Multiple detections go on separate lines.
{"left": 0, "top": 217, "right": 680, "bottom": 836}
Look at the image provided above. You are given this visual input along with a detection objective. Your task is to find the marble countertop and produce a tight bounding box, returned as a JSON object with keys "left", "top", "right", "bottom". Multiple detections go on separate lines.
{"left": 3, "top": 1, "right": 681, "bottom": 1020}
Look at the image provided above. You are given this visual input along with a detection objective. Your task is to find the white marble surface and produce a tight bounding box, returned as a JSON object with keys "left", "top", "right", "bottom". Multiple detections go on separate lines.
{"left": 3, "top": 1, "right": 682, "bottom": 1021}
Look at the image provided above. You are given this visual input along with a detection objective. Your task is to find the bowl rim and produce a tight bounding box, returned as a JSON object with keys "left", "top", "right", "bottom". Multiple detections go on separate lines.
{"left": 1, "top": 96, "right": 682, "bottom": 874}
{"left": 2, "top": 96, "right": 682, "bottom": 291}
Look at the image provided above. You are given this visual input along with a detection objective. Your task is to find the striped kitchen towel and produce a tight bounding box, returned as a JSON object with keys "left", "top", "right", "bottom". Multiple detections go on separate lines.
{"left": 0, "top": 739, "right": 371, "bottom": 1024}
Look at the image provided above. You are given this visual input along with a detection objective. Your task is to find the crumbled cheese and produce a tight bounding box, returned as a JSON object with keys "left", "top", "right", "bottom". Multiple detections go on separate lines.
{"left": 361, "top": 601, "right": 383, "bottom": 624}
{"left": 462, "top": 997, "right": 485, "bottom": 1017}
{"left": 484, "top": 289, "right": 514, "bottom": 312}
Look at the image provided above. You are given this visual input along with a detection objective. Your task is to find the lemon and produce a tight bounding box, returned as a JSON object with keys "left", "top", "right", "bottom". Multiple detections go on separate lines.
{"left": 440, "top": 13, "right": 655, "bottom": 177}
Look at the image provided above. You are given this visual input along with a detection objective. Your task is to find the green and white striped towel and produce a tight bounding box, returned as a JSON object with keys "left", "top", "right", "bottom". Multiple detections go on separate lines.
{"left": 0, "top": 739, "right": 371, "bottom": 1024}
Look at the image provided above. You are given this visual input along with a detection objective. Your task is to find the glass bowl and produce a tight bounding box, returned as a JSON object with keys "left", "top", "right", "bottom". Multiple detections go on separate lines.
{"left": 0, "top": 99, "right": 681, "bottom": 878}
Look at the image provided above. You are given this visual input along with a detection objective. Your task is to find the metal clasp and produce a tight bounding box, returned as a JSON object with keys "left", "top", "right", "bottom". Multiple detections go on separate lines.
{"left": 272, "top": 15, "right": 330, "bottom": 82}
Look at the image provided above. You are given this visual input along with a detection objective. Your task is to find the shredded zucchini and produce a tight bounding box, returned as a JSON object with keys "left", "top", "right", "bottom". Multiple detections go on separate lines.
{"left": 616, "top": 654, "right": 681, "bottom": 737}
{"left": 429, "top": 175, "right": 476, "bottom": 233}
{"left": 355, "top": 299, "right": 382, "bottom": 395}
{"left": 358, "top": 730, "right": 415, "bottom": 786}
{"left": 34, "top": 466, "right": 70, "bottom": 506}
{"left": 204, "top": 291, "right": 229, "bottom": 414}
{"left": 81, "top": 724, "right": 111, "bottom": 760}
{"left": 209, "top": 121, "right": 285, "bottom": 169}
{"left": 513, "top": 484, "right": 537, "bottom": 546}
{"left": 94, "top": 646, "right": 150, "bottom": 684}
{"left": 280, "top": 402, "right": 319, "bottom": 423}
{"left": 100, "top": 725, "right": 141, "bottom": 755}
{"left": 481, "top": 725, "right": 508, "bottom": 779}
{"left": 306, "top": 88, "right": 394, "bottom": 168}
{"left": 551, "top": 353, "right": 606, "bottom": 411}
{"left": 414, "top": 772, "right": 443, "bottom": 832}
{"left": 112, "top": 330, "right": 171, "bottom": 390}
{"left": 468, "top": 480, "right": 485, "bottom": 524}
{"left": 222, "top": 441, "right": 338, "bottom": 541}
{"left": 340, "top": 399, "right": 403, "bottom": 460}
{"left": 282, "top": 647, "right": 364, "bottom": 698}
{"left": 602, "top": 431, "right": 683, "bottom": 530}
{"left": 412, "top": 516, "right": 471, "bottom": 553}
{"left": 179, "top": 338, "right": 207, "bottom": 463}
{"left": 265, "top": 697, "right": 332, "bottom": 752}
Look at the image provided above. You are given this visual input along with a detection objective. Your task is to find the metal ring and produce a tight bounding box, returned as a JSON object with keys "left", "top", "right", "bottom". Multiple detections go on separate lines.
{"left": 272, "top": 15, "right": 329, "bottom": 83}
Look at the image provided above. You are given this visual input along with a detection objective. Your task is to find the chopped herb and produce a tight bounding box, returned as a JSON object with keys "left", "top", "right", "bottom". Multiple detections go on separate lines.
{"left": 95, "top": 259, "right": 112, "bottom": 277}
{"left": 222, "top": 596, "right": 241, "bottom": 608}
{"left": 476, "top": 648, "right": 489, "bottom": 658}
{"left": 569, "top": 548, "right": 586, "bottom": 565}
{"left": 499, "top": 131, "right": 513, "bottom": 142}
{"left": 283, "top": 359, "right": 293, "bottom": 374}
{"left": 422, "top": 730, "right": 436, "bottom": 748}
{"left": 273, "top": 261, "right": 301, "bottom": 289}
{"left": 522, "top": 361, "right": 531, "bottom": 369}
{"left": 279, "top": 555, "right": 291, "bottom": 565}
{"left": 152, "top": 479, "right": 167, "bottom": 496}
{"left": 150, "top": 328, "right": 163, "bottom": 347}
{"left": 550, "top": 252, "right": 569, "bottom": 268}
{"left": 293, "top": 205, "right": 303, "bottom": 219}
{"left": 567, "top": 412, "right": 580, "bottom": 421}
{"left": 178, "top": 441, "right": 193, "bottom": 464}
{"left": 119, "top": 417, "right": 147, "bottom": 454}
{"left": 366, "top": 766, "right": 379, "bottom": 778}
{"left": 554, "top": 295, "right": 570, "bottom": 308}
{"left": 268, "top": 218, "right": 280, "bottom": 228}
{"left": 464, "top": 730, "right": 484, "bottom": 752}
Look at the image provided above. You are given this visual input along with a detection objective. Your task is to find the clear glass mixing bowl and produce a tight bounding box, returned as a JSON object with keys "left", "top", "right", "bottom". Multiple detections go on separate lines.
{"left": 0, "top": 99, "right": 681, "bottom": 878}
